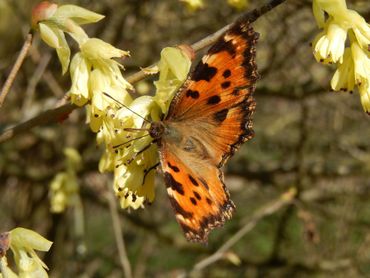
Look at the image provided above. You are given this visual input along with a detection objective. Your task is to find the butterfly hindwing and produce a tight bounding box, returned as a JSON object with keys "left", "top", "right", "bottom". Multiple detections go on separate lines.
{"left": 159, "top": 142, "right": 235, "bottom": 243}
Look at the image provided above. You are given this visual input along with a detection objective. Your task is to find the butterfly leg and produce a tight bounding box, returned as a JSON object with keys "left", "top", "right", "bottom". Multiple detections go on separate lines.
{"left": 142, "top": 162, "right": 160, "bottom": 185}
{"left": 126, "top": 140, "right": 154, "bottom": 164}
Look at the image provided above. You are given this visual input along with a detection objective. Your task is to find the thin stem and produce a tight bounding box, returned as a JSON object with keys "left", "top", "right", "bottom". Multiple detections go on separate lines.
{"left": 107, "top": 186, "right": 133, "bottom": 278}
{"left": 0, "top": 31, "right": 33, "bottom": 108}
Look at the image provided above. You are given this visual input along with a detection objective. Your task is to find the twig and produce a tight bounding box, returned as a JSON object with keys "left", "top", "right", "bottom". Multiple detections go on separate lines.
{"left": 29, "top": 46, "right": 65, "bottom": 97}
{"left": 0, "top": 32, "right": 33, "bottom": 108}
{"left": 0, "top": 103, "right": 75, "bottom": 143}
{"left": 22, "top": 53, "right": 52, "bottom": 114}
{"left": 191, "top": 188, "right": 296, "bottom": 272}
{"left": 106, "top": 187, "right": 133, "bottom": 278}
{"left": 128, "top": 0, "right": 286, "bottom": 84}
{"left": 0, "top": 0, "right": 286, "bottom": 142}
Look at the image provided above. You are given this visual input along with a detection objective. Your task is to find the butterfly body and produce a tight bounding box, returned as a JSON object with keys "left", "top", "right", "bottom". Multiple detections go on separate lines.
{"left": 149, "top": 20, "right": 259, "bottom": 243}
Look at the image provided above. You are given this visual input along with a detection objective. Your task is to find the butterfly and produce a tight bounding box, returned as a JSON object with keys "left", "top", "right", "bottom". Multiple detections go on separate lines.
{"left": 145, "top": 18, "right": 259, "bottom": 243}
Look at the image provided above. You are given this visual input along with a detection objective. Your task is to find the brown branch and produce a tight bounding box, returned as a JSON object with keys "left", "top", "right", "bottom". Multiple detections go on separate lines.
{"left": 0, "top": 0, "right": 287, "bottom": 143}
{"left": 129, "top": 0, "right": 286, "bottom": 84}
{"left": 0, "top": 103, "right": 75, "bottom": 143}
{"left": 0, "top": 32, "right": 33, "bottom": 108}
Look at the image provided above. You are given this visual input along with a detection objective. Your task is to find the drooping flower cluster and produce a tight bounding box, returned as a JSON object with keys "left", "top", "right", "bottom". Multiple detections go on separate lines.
{"left": 312, "top": 0, "right": 370, "bottom": 113}
{"left": 98, "top": 47, "right": 191, "bottom": 209}
{"left": 49, "top": 148, "right": 82, "bottom": 213}
{"left": 0, "top": 228, "right": 52, "bottom": 278}
{"left": 32, "top": 2, "right": 191, "bottom": 209}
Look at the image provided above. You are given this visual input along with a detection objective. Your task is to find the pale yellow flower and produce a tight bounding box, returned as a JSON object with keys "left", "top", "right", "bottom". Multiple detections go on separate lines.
{"left": 9, "top": 228, "right": 52, "bottom": 278}
{"left": 331, "top": 48, "right": 355, "bottom": 92}
{"left": 312, "top": 21, "right": 347, "bottom": 63}
{"left": 154, "top": 47, "right": 191, "bottom": 113}
{"left": 32, "top": 2, "right": 104, "bottom": 73}
{"left": 80, "top": 38, "right": 129, "bottom": 60}
{"left": 0, "top": 257, "right": 18, "bottom": 278}
{"left": 313, "top": 0, "right": 348, "bottom": 23}
{"left": 312, "top": 0, "right": 370, "bottom": 113}
{"left": 69, "top": 53, "right": 90, "bottom": 106}
{"left": 351, "top": 42, "right": 370, "bottom": 86}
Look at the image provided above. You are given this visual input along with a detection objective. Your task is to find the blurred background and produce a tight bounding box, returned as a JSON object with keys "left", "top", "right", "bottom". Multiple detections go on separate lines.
{"left": 1, "top": 0, "right": 370, "bottom": 277}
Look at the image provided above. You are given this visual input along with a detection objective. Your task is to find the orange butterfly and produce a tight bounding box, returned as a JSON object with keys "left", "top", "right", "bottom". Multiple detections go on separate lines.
{"left": 148, "top": 19, "right": 259, "bottom": 243}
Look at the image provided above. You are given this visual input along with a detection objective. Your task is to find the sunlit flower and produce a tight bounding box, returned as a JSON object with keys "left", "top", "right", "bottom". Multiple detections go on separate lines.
{"left": 0, "top": 257, "right": 18, "bottom": 278}
{"left": 312, "top": 0, "right": 370, "bottom": 114}
{"left": 343, "top": 10, "right": 370, "bottom": 50}
{"left": 313, "top": 0, "right": 347, "bottom": 25}
{"left": 69, "top": 53, "right": 90, "bottom": 106}
{"left": 351, "top": 42, "right": 370, "bottom": 86}
{"left": 32, "top": 2, "right": 104, "bottom": 74}
{"left": 154, "top": 47, "right": 191, "bottom": 113}
{"left": 331, "top": 48, "right": 355, "bottom": 92}
{"left": 80, "top": 38, "right": 129, "bottom": 60}
{"left": 312, "top": 21, "right": 347, "bottom": 63}
{"left": 9, "top": 228, "right": 52, "bottom": 278}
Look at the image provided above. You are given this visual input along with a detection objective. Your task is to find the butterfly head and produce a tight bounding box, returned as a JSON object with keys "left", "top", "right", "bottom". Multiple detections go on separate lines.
{"left": 149, "top": 121, "right": 165, "bottom": 140}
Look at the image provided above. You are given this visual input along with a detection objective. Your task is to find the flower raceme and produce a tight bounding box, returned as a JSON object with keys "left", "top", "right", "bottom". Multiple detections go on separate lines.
{"left": 312, "top": 0, "right": 370, "bottom": 114}
{"left": 32, "top": 2, "right": 192, "bottom": 209}
{"left": 0, "top": 228, "right": 52, "bottom": 278}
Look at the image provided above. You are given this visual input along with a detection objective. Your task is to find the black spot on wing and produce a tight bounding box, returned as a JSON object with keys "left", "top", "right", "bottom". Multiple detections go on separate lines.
{"left": 214, "top": 109, "right": 229, "bottom": 123}
{"left": 206, "top": 198, "right": 212, "bottom": 205}
{"left": 223, "top": 69, "right": 231, "bottom": 78}
{"left": 192, "top": 62, "right": 217, "bottom": 82}
{"left": 190, "top": 197, "right": 197, "bottom": 205}
{"left": 189, "top": 175, "right": 199, "bottom": 186}
{"left": 193, "top": 191, "right": 202, "bottom": 200}
{"left": 199, "top": 178, "right": 209, "bottom": 190}
{"left": 221, "top": 81, "right": 231, "bottom": 89}
{"left": 167, "top": 162, "right": 180, "bottom": 172}
{"left": 164, "top": 172, "right": 184, "bottom": 195}
{"left": 208, "top": 38, "right": 236, "bottom": 57}
{"left": 207, "top": 95, "right": 221, "bottom": 105}
{"left": 169, "top": 196, "right": 193, "bottom": 218}
{"left": 186, "top": 89, "right": 200, "bottom": 99}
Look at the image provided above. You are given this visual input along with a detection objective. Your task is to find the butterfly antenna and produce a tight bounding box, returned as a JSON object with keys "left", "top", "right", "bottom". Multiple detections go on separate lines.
{"left": 124, "top": 127, "right": 149, "bottom": 132}
{"left": 113, "top": 134, "right": 150, "bottom": 149}
{"left": 103, "top": 92, "right": 151, "bottom": 124}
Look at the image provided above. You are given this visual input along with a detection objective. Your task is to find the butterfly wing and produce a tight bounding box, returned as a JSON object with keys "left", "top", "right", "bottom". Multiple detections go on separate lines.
{"left": 160, "top": 21, "right": 258, "bottom": 243}
{"left": 159, "top": 140, "right": 234, "bottom": 243}
{"left": 166, "top": 20, "right": 258, "bottom": 166}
